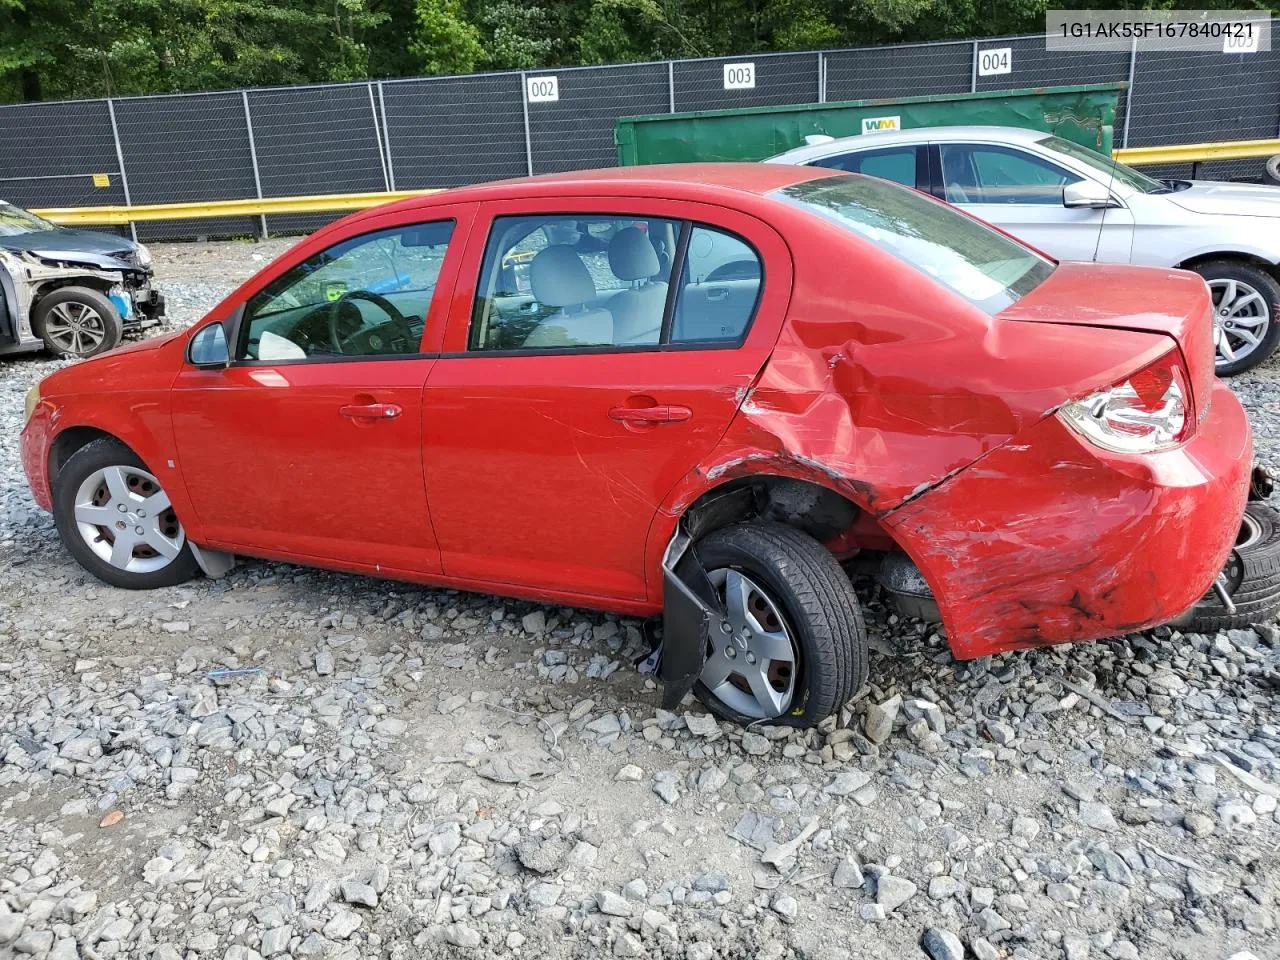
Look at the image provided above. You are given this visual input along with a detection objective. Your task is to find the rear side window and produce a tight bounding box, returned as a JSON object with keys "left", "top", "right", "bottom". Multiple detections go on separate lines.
{"left": 772, "top": 174, "right": 1053, "bottom": 315}
{"left": 671, "top": 226, "right": 762, "bottom": 344}
{"left": 810, "top": 146, "right": 918, "bottom": 189}
{"left": 468, "top": 215, "right": 762, "bottom": 351}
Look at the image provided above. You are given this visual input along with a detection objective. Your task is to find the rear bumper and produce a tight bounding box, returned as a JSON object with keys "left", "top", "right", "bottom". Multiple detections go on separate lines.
{"left": 883, "top": 379, "right": 1252, "bottom": 658}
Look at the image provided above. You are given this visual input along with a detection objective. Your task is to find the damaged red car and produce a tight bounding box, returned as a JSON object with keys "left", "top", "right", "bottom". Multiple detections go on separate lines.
{"left": 20, "top": 164, "right": 1262, "bottom": 726}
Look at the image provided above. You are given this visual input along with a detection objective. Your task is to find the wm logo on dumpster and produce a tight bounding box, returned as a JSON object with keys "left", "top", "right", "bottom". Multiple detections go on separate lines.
{"left": 861, "top": 116, "right": 901, "bottom": 134}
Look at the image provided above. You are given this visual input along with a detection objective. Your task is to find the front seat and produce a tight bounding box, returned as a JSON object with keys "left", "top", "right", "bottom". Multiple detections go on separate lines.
{"left": 523, "top": 246, "right": 614, "bottom": 347}
{"left": 606, "top": 227, "right": 667, "bottom": 345}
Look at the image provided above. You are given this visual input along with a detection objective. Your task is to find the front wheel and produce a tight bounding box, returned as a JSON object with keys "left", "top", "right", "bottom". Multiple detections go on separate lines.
{"left": 692, "top": 523, "right": 867, "bottom": 727}
{"left": 1191, "top": 261, "right": 1280, "bottom": 376}
{"left": 52, "top": 438, "right": 200, "bottom": 589}
{"left": 32, "top": 286, "right": 124, "bottom": 359}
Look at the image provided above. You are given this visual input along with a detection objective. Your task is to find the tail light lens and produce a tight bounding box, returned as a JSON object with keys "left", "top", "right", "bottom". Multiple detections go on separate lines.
{"left": 1058, "top": 351, "right": 1190, "bottom": 453}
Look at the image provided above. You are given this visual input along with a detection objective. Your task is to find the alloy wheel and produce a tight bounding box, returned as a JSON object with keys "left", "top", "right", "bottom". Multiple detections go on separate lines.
{"left": 43, "top": 301, "right": 108, "bottom": 357}
{"left": 699, "top": 568, "right": 798, "bottom": 719}
{"left": 73, "top": 466, "right": 185, "bottom": 573}
{"left": 1209, "top": 278, "right": 1271, "bottom": 369}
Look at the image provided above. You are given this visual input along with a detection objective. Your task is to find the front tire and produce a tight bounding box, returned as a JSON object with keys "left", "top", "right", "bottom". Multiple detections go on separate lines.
{"left": 1191, "top": 261, "right": 1280, "bottom": 376}
{"left": 52, "top": 438, "right": 200, "bottom": 589}
{"left": 692, "top": 523, "right": 867, "bottom": 727}
{"left": 32, "top": 286, "right": 124, "bottom": 359}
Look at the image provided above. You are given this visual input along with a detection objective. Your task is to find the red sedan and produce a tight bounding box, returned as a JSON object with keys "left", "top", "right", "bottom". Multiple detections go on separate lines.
{"left": 20, "top": 164, "right": 1254, "bottom": 726}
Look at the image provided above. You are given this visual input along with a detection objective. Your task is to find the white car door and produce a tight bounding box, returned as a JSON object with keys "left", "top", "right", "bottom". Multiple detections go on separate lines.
{"left": 935, "top": 142, "right": 1134, "bottom": 263}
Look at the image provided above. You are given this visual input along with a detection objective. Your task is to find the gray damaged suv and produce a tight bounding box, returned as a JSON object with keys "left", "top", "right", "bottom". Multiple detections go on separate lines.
{"left": 0, "top": 201, "right": 165, "bottom": 360}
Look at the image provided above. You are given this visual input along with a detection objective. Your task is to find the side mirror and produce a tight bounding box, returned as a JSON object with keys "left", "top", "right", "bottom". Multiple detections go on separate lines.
{"left": 1063, "top": 180, "right": 1119, "bottom": 209}
{"left": 188, "top": 322, "right": 230, "bottom": 368}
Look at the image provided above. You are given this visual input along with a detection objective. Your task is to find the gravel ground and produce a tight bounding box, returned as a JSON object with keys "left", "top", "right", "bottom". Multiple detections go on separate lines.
{"left": 1, "top": 240, "right": 1278, "bottom": 960}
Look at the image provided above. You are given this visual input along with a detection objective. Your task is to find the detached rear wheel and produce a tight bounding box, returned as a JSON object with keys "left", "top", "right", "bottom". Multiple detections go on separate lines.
{"left": 693, "top": 523, "right": 867, "bottom": 727}
{"left": 1192, "top": 261, "right": 1280, "bottom": 376}
{"left": 1186, "top": 502, "right": 1280, "bottom": 633}
{"left": 53, "top": 438, "right": 199, "bottom": 589}
{"left": 33, "top": 286, "right": 123, "bottom": 359}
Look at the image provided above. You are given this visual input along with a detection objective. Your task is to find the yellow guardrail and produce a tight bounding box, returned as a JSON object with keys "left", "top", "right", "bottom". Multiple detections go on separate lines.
{"left": 32, "top": 189, "right": 443, "bottom": 226}
{"left": 25, "top": 137, "right": 1280, "bottom": 228}
{"left": 1114, "top": 138, "right": 1280, "bottom": 166}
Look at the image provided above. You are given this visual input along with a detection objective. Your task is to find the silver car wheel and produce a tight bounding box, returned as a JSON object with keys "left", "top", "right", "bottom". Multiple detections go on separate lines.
{"left": 1209, "top": 278, "right": 1271, "bottom": 368}
{"left": 42, "top": 301, "right": 108, "bottom": 357}
{"left": 73, "top": 466, "right": 185, "bottom": 573}
{"left": 699, "top": 568, "right": 798, "bottom": 719}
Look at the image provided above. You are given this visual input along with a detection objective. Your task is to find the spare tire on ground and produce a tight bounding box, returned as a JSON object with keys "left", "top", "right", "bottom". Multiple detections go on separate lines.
{"left": 1185, "top": 501, "right": 1280, "bottom": 633}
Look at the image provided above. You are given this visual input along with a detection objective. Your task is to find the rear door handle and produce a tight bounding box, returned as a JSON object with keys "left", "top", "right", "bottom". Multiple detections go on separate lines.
{"left": 609, "top": 404, "right": 692, "bottom": 424}
{"left": 340, "top": 402, "right": 402, "bottom": 421}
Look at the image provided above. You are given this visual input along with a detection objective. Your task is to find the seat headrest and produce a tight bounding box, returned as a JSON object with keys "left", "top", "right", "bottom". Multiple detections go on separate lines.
{"left": 608, "top": 227, "right": 660, "bottom": 281}
{"left": 529, "top": 246, "right": 596, "bottom": 307}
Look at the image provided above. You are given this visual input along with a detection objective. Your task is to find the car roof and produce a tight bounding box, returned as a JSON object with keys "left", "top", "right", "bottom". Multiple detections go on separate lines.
{"left": 363, "top": 163, "right": 841, "bottom": 220}
{"left": 770, "top": 125, "right": 1051, "bottom": 162}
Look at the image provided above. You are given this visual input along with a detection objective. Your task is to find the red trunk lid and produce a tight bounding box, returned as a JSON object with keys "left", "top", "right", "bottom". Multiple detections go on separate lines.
{"left": 999, "top": 262, "right": 1216, "bottom": 420}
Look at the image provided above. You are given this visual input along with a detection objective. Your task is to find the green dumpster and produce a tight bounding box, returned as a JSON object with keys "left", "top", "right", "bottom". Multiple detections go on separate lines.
{"left": 615, "top": 83, "right": 1125, "bottom": 166}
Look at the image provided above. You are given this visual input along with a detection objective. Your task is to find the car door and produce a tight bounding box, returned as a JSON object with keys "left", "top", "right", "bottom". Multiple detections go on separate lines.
{"left": 933, "top": 142, "right": 1135, "bottom": 263}
{"left": 421, "top": 198, "right": 792, "bottom": 603}
{"left": 169, "top": 204, "right": 475, "bottom": 574}
{"left": 807, "top": 144, "right": 926, "bottom": 191}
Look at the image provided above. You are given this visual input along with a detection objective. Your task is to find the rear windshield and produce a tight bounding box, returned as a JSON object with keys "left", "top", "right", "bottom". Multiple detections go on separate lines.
{"left": 771, "top": 175, "right": 1054, "bottom": 314}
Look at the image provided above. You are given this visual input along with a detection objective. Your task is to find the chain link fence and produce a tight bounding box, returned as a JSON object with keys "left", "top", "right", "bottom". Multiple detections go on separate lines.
{"left": 1, "top": 29, "right": 1276, "bottom": 241}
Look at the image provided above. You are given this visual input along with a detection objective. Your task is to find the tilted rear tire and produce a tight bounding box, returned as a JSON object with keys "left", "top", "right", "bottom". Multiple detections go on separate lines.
{"left": 692, "top": 522, "right": 867, "bottom": 727}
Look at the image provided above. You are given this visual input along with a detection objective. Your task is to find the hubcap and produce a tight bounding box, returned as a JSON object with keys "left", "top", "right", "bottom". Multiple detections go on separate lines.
{"left": 43, "top": 301, "right": 107, "bottom": 357}
{"left": 73, "top": 466, "right": 184, "bottom": 573}
{"left": 699, "top": 569, "right": 798, "bottom": 719}
{"left": 1208, "top": 278, "right": 1270, "bottom": 368}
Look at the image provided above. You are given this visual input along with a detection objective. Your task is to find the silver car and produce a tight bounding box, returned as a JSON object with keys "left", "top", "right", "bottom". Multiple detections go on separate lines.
{"left": 768, "top": 126, "right": 1280, "bottom": 375}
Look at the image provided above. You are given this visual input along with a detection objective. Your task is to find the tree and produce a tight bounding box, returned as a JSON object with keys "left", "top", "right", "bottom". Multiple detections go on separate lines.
{"left": 474, "top": 0, "right": 556, "bottom": 69}
{"left": 410, "top": 0, "right": 483, "bottom": 74}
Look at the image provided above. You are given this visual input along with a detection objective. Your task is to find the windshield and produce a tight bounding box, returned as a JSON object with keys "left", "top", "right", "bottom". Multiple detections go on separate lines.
{"left": 0, "top": 202, "right": 56, "bottom": 237}
{"left": 773, "top": 175, "right": 1053, "bottom": 315}
{"left": 1036, "top": 136, "right": 1167, "bottom": 194}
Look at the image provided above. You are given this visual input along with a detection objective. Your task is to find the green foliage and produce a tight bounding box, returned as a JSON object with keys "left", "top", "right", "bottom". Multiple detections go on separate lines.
{"left": 411, "top": 0, "right": 482, "bottom": 73}
{"left": 2, "top": 0, "right": 1278, "bottom": 101}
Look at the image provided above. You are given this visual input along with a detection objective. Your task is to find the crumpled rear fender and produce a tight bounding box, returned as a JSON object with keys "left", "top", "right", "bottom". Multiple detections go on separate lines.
{"left": 881, "top": 382, "right": 1252, "bottom": 658}
{"left": 645, "top": 317, "right": 1174, "bottom": 600}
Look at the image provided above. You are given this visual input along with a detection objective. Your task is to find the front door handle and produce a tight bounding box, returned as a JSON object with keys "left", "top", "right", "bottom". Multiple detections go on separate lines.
{"left": 340, "top": 402, "right": 402, "bottom": 421}
{"left": 609, "top": 404, "right": 693, "bottom": 425}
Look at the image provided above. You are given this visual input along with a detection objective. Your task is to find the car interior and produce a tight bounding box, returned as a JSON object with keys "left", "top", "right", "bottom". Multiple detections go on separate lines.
{"left": 472, "top": 216, "right": 763, "bottom": 350}
{"left": 239, "top": 223, "right": 452, "bottom": 361}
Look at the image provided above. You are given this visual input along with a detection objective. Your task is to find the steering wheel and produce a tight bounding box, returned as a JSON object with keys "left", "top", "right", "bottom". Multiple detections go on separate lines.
{"left": 327, "top": 290, "right": 411, "bottom": 353}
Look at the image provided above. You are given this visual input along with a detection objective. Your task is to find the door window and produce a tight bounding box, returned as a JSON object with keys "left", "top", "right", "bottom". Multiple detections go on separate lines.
{"left": 470, "top": 215, "right": 680, "bottom": 350}
{"left": 239, "top": 221, "right": 453, "bottom": 361}
{"left": 810, "top": 146, "right": 918, "bottom": 188}
{"left": 939, "top": 144, "right": 1082, "bottom": 205}
{"left": 671, "top": 226, "right": 762, "bottom": 343}
{"left": 469, "top": 215, "right": 764, "bottom": 351}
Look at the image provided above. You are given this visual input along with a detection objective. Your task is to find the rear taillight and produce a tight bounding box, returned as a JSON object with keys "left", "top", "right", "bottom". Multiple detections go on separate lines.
{"left": 1058, "top": 351, "right": 1190, "bottom": 453}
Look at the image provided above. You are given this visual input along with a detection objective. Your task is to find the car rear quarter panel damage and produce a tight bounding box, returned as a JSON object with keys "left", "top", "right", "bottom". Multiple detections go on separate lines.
{"left": 649, "top": 211, "right": 1242, "bottom": 657}
{"left": 886, "top": 382, "right": 1251, "bottom": 656}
